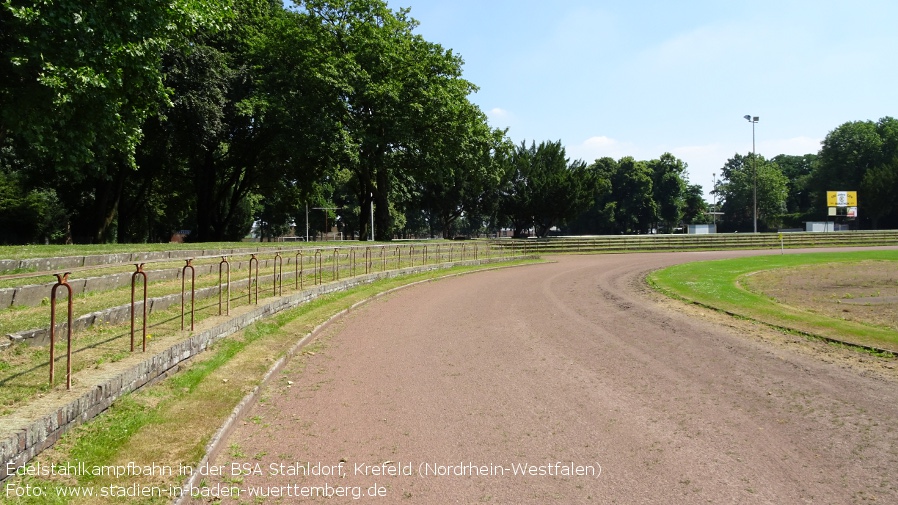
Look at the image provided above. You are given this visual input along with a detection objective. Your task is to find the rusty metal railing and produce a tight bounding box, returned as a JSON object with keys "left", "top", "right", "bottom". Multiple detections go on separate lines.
{"left": 295, "top": 251, "right": 304, "bottom": 290}
{"left": 49, "top": 273, "right": 74, "bottom": 390}
{"left": 273, "top": 252, "right": 283, "bottom": 296}
{"left": 219, "top": 256, "right": 230, "bottom": 316}
{"left": 314, "top": 249, "right": 323, "bottom": 285}
{"left": 332, "top": 248, "right": 339, "bottom": 281}
{"left": 248, "top": 254, "right": 259, "bottom": 304}
{"left": 181, "top": 259, "right": 195, "bottom": 331}
{"left": 33, "top": 241, "right": 513, "bottom": 390}
{"left": 131, "top": 264, "right": 148, "bottom": 352}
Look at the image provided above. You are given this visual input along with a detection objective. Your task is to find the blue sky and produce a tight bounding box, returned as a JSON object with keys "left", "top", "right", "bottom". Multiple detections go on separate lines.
{"left": 393, "top": 0, "right": 897, "bottom": 199}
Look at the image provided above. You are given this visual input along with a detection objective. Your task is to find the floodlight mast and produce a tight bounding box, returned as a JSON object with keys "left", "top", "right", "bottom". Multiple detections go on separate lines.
{"left": 744, "top": 115, "right": 759, "bottom": 233}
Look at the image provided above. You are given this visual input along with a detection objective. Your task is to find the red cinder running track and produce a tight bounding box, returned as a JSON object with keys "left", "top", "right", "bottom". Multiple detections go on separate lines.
{"left": 190, "top": 249, "right": 898, "bottom": 505}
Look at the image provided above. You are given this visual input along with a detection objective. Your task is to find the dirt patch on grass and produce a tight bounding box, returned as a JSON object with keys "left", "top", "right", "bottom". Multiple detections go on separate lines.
{"left": 741, "top": 260, "right": 898, "bottom": 331}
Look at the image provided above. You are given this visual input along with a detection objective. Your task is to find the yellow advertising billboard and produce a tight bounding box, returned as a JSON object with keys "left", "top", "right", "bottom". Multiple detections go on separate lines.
{"left": 826, "top": 191, "right": 857, "bottom": 207}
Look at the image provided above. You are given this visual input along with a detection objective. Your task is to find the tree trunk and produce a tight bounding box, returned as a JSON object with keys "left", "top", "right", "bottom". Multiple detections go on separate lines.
{"left": 88, "top": 166, "right": 125, "bottom": 243}
{"left": 193, "top": 152, "right": 217, "bottom": 241}
{"left": 357, "top": 184, "right": 372, "bottom": 241}
{"left": 374, "top": 165, "right": 391, "bottom": 241}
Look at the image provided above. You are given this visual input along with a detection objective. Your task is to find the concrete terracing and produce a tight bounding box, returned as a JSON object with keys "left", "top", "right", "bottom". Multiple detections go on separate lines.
{"left": 0, "top": 255, "right": 525, "bottom": 481}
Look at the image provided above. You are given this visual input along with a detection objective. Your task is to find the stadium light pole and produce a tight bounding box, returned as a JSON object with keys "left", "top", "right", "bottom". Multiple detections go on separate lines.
{"left": 744, "top": 115, "right": 759, "bottom": 233}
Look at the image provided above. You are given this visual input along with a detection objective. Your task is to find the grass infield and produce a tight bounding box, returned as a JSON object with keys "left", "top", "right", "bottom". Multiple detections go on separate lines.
{"left": 647, "top": 250, "right": 898, "bottom": 354}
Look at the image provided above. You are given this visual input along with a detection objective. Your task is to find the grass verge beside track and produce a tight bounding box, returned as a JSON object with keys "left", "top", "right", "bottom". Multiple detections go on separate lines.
{"left": 647, "top": 250, "right": 898, "bottom": 354}
{"left": 1, "top": 259, "right": 540, "bottom": 504}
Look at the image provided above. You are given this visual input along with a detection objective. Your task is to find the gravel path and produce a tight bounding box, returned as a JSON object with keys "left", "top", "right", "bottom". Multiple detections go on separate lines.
{"left": 188, "top": 250, "right": 898, "bottom": 504}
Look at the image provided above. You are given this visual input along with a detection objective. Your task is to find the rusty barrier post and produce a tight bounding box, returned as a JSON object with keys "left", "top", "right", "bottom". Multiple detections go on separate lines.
{"left": 395, "top": 246, "right": 402, "bottom": 270}
{"left": 274, "top": 252, "right": 283, "bottom": 296}
{"left": 380, "top": 246, "right": 386, "bottom": 271}
{"left": 248, "top": 254, "right": 259, "bottom": 304}
{"left": 448, "top": 244, "right": 453, "bottom": 262}
{"left": 422, "top": 245, "right": 428, "bottom": 265}
{"left": 219, "top": 256, "right": 230, "bottom": 316}
{"left": 131, "top": 264, "right": 148, "bottom": 352}
{"left": 49, "top": 273, "right": 74, "bottom": 389}
{"left": 314, "top": 249, "right": 322, "bottom": 285}
{"left": 295, "top": 252, "right": 303, "bottom": 290}
{"left": 365, "top": 247, "right": 372, "bottom": 274}
{"left": 333, "top": 248, "right": 339, "bottom": 281}
{"left": 408, "top": 245, "right": 415, "bottom": 267}
{"left": 181, "top": 259, "right": 196, "bottom": 331}
{"left": 350, "top": 248, "right": 357, "bottom": 277}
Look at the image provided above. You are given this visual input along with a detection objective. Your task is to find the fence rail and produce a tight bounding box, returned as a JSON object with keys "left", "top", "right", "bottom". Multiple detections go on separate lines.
{"left": 490, "top": 231, "right": 898, "bottom": 254}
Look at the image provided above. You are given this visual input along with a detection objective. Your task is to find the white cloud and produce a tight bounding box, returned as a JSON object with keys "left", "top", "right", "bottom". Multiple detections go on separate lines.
{"left": 488, "top": 107, "right": 509, "bottom": 118}
{"left": 583, "top": 136, "right": 617, "bottom": 148}
{"left": 570, "top": 136, "right": 634, "bottom": 162}
{"left": 485, "top": 107, "right": 517, "bottom": 130}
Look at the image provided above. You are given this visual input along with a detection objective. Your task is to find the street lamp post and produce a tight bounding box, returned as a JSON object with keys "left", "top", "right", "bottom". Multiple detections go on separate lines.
{"left": 744, "top": 115, "right": 759, "bottom": 233}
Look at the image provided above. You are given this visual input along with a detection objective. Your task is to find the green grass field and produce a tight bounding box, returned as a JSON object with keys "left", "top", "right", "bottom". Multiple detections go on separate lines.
{"left": 647, "top": 250, "right": 898, "bottom": 353}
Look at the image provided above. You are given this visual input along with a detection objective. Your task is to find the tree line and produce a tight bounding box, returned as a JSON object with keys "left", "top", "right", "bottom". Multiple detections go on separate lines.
{"left": 1, "top": 1, "right": 895, "bottom": 244}
{"left": 712, "top": 117, "right": 898, "bottom": 232}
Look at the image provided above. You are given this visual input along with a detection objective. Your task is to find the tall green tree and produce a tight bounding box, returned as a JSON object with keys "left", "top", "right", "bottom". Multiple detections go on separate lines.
{"left": 681, "top": 183, "right": 709, "bottom": 226}
{"left": 772, "top": 153, "right": 817, "bottom": 226}
{"left": 1, "top": 0, "right": 231, "bottom": 242}
{"left": 718, "top": 153, "right": 788, "bottom": 232}
{"left": 302, "top": 0, "right": 480, "bottom": 240}
{"left": 131, "top": 1, "right": 345, "bottom": 242}
{"left": 567, "top": 157, "right": 617, "bottom": 235}
{"left": 414, "top": 118, "right": 507, "bottom": 239}
{"left": 812, "top": 117, "right": 898, "bottom": 228}
{"left": 648, "top": 153, "right": 688, "bottom": 232}
{"left": 498, "top": 140, "right": 592, "bottom": 238}
{"left": 612, "top": 157, "right": 656, "bottom": 233}
{"left": 0, "top": 153, "right": 66, "bottom": 244}
{"left": 860, "top": 157, "right": 898, "bottom": 229}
